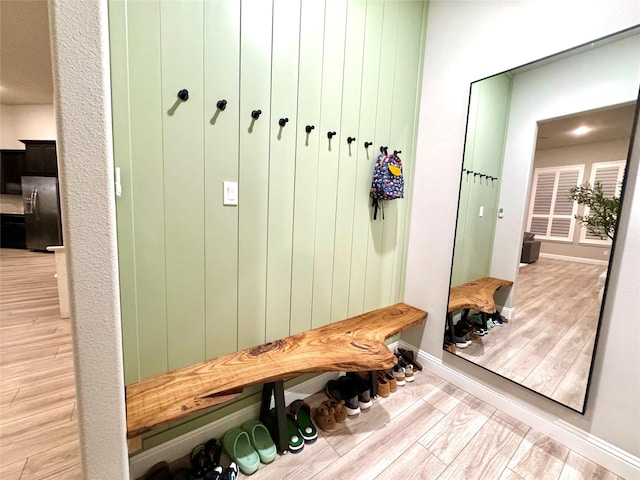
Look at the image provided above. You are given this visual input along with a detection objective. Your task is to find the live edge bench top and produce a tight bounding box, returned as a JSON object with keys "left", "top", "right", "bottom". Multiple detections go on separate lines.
{"left": 448, "top": 276, "right": 513, "bottom": 314}
{"left": 126, "top": 303, "right": 427, "bottom": 438}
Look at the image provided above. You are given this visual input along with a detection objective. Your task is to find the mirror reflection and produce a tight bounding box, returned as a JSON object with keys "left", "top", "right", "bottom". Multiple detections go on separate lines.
{"left": 444, "top": 27, "right": 640, "bottom": 413}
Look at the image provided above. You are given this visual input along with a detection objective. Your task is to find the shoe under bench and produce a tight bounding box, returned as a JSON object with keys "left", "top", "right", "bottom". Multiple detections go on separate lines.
{"left": 125, "top": 303, "right": 427, "bottom": 453}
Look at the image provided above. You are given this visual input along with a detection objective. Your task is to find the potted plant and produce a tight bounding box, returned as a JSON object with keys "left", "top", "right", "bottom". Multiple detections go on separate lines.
{"left": 569, "top": 181, "right": 621, "bottom": 240}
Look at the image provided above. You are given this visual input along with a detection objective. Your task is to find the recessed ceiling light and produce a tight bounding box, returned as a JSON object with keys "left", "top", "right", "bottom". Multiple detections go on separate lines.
{"left": 572, "top": 126, "right": 592, "bottom": 136}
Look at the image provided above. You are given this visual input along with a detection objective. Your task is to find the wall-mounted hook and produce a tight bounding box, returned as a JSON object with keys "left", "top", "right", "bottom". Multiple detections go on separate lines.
{"left": 364, "top": 141, "right": 373, "bottom": 149}
{"left": 177, "top": 89, "right": 189, "bottom": 101}
{"left": 393, "top": 150, "right": 402, "bottom": 155}
{"left": 474, "top": 172, "right": 481, "bottom": 177}
{"left": 279, "top": 117, "right": 289, "bottom": 127}
{"left": 327, "top": 131, "right": 337, "bottom": 139}
{"left": 380, "top": 146, "right": 388, "bottom": 154}
{"left": 347, "top": 136, "right": 356, "bottom": 145}
{"left": 305, "top": 125, "right": 315, "bottom": 134}
{"left": 466, "top": 170, "right": 474, "bottom": 176}
{"left": 251, "top": 109, "right": 262, "bottom": 120}
{"left": 216, "top": 99, "right": 227, "bottom": 110}
{"left": 462, "top": 168, "right": 467, "bottom": 172}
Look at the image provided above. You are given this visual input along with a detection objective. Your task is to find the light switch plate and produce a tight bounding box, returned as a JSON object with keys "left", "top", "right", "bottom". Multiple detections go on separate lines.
{"left": 223, "top": 181, "right": 238, "bottom": 206}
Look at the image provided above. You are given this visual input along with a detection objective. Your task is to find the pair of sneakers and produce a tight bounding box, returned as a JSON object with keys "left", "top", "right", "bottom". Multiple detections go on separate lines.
{"left": 325, "top": 373, "right": 372, "bottom": 416}
{"left": 392, "top": 356, "right": 414, "bottom": 386}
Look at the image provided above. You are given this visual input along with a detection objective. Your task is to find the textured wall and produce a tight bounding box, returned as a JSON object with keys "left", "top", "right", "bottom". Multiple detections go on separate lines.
{"left": 48, "top": 0, "right": 129, "bottom": 478}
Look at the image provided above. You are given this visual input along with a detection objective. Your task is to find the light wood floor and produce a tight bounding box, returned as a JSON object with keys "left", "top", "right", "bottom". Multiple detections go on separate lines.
{"left": 455, "top": 257, "right": 604, "bottom": 411}
{"left": 167, "top": 370, "right": 622, "bottom": 480}
{"left": 0, "top": 248, "right": 81, "bottom": 479}
{"left": 1, "top": 250, "right": 621, "bottom": 480}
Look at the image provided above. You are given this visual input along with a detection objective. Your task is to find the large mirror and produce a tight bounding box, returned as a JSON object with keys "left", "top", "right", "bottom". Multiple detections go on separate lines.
{"left": 444, "top": 26, "right": 640, "bottom": 413}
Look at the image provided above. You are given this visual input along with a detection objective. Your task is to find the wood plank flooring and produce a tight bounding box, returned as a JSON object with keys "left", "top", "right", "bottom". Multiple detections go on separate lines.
{"left": 455, "top": 257, "right": 604, "bottom": 410}
{"left": 166, "top": 370, "right": 622, "bottom": 480}
{"left": 1, "top": 249, "right": 622, "bottom": 480}
{"left": 0, "top": 248, "right": 81, "bottom": 479}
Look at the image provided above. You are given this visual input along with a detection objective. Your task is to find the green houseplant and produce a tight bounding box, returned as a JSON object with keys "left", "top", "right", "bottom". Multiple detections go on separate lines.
{"left": 569, "top": 181, "right": 621, "bottom": 241}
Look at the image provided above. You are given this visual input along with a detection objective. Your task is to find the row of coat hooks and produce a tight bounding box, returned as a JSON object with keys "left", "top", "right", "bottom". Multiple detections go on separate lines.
{"left": 462, "top": 168, "right": 498, "bottom": 185}
{"left": 379, "top": 146, "right": 402, "bottom": 156}
{"left": 179, "top": 90, "right": 399, "bottom": 150}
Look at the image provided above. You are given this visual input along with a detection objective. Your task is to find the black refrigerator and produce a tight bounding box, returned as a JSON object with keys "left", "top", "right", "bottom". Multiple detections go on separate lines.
{"left": 21, "top": 176, "right": 63, "bottom": 251}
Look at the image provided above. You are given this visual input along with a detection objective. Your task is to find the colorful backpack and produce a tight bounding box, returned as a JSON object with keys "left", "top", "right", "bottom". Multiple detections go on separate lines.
{"left": 370, "top": 151, "right": 404, "bottom": 219}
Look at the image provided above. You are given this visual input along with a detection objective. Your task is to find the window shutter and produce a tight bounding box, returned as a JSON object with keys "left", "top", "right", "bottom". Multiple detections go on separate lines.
{"left": 582, "top": 161, "right": 625, "bottom": 243}
{"left": 527, "top": 165, "right": 583, "bottom": 241}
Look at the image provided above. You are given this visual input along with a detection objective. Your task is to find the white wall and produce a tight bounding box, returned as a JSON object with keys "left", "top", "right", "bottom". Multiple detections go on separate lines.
{"left": 490, "top": 34, "right": 640, "bottom": 297}
{"left": 405, "top": 0, "right": 640, "bottom": 473}
{"left": 49, "top": 0, "right": 129, "bottom": 478}
{"left": 0, "top": 104, "right": 56, "bottom": 149}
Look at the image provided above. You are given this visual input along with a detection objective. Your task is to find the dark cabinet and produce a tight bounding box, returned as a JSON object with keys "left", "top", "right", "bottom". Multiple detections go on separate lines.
{"left": 20, "top": 140, "right": 58, "bottom": 176}
{"left": 0, "top": 149, "right": 26, "bottom": 194}
{"left": 0, "top": 214, "right": 26, "bottom": 249}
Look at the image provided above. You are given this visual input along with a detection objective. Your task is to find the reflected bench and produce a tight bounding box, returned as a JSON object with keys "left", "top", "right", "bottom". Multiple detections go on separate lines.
{"left": 125, "top": 303, "right": 427, "bottom": 452}
{"left": 446, "top": 277, "right": 513, "bottom": 349}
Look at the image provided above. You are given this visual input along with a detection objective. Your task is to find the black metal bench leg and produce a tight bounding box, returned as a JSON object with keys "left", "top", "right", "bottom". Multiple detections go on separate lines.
{"left": 446, "top": 312, "right": 456, "bottom": 343}
{"left": 259, "top": 380, "right": 288, "bottom": 454}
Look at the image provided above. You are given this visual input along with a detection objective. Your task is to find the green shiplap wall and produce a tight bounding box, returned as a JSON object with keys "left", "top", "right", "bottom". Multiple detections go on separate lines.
{"left": 109, "top": 0, "right": 428, "bottom": 448}
{"left": 451, "top": 73, "right": 512, "bottom": 286}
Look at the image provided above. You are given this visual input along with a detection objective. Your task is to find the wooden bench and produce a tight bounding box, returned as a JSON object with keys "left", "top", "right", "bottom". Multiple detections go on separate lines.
{"left": 445, "top": 277, "right": 513, "bottom": 348}
{"left": 126, "top": 303, "right": 427, "bottom": 450}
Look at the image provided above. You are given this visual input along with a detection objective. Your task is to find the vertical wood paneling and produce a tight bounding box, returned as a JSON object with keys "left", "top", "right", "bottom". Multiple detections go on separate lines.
{"left": 289, "top": 0, "right": 326, "bottom": 335}
{"left": 311, "top": 0, "right": 348, "bottom": 329}
{"left": 129, "top": 0, "right": 169, "bottom": 381}
{"left": 364, "top": 0, "right": 399, "bottom": 312}
{"left": 109, "top": 0, "right": 140, "bottom": 384}
{"left": 330, "top": 0, "right": 367, "bottom": 322}
{"left": 388, "top": 0, "right": 426, "bottom": 304}
{"left": 160, "top": 0, "right": 206, "bottom": 370}
{"left": 265, "top": 0, "right": 302, "bottom": 342}
{"left": 374, "top": 0, "right": 403, "bottom": 308}
{"left": 204, "top": 0, "right": 240, "bottom": 358}
{"left": 112, "top": 0, "right": 428, "bottom": 389}
{"left": 237, "top": 0, "right": 274, "bottom": 350}
{"left": 348, "top": 0, "right": 385, "bottom": 317}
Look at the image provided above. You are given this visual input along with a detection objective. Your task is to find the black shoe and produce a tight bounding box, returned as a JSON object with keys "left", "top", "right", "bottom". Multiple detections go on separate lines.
{"left": 326, "top": 378, "right": 360, "bottom": 415}
{"left": 225, "top": 462, "right": 239, "bottom": 480}
{"left": 345, "top": 372, "right": 372, "bottom": 410}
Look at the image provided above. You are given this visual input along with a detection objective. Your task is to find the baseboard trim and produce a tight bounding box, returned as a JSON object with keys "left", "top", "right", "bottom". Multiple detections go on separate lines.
{"left": 128, "top": 371, "right": 340, "bottom": 479}
{"left": 539, "top": 252, "right": 609, "bottom": 266}
{"left": 497, "top": 305, "right": 514, "bottom": 320}
{"left": 396, "top": 340, "right": 640, "bottom": 479}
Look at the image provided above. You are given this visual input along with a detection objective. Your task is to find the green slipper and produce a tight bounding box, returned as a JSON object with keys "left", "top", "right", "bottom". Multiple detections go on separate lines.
{"left": 222, "top": 427, "right": 260, "bottom": 475}
{"left": 240, "top": 419, "right": 277, "bottom": 464}
{"left": 288, "top": 399, "right": 318, "bottom": 444}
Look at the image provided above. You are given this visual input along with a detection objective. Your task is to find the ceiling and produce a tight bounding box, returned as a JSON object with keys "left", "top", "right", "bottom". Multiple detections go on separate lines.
{"left": 536, "top": 103, "right": 637, "bottom": 150}
{"left": 0, "top": 0, "right": 53, "bottom": 105}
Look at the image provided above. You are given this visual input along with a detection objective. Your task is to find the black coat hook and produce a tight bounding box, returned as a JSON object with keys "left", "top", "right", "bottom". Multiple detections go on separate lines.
{"left": 364, "top": 141, "right": 372, "bottom": 149}
{"left": 393, "top": 150, "right": 402, "bottom": 155}
{"left": 347, "top": 136, "right": 356, "bottom": 145}
{"left": 251, "top": 109, "right": 262, "bottom": 120}
{"left": 466, "top": 170, "right": 474, "bottom": 176}
{"left": 279, "top": 117, "right": 289, "bottom": 127}
{"left": 380, "top": 146, "right": 388, "bottom": 154}
{"left": 305, "top": 125, "right": 315, "bottom": 134}
{"left": 327, "top": 131, "right": 337, "bottom": 139}
{"left": 216, "top": 99, "right": 227, "bottom": 110}
{"left": 177, "top": 89, "right": 189, "bottom": 101}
